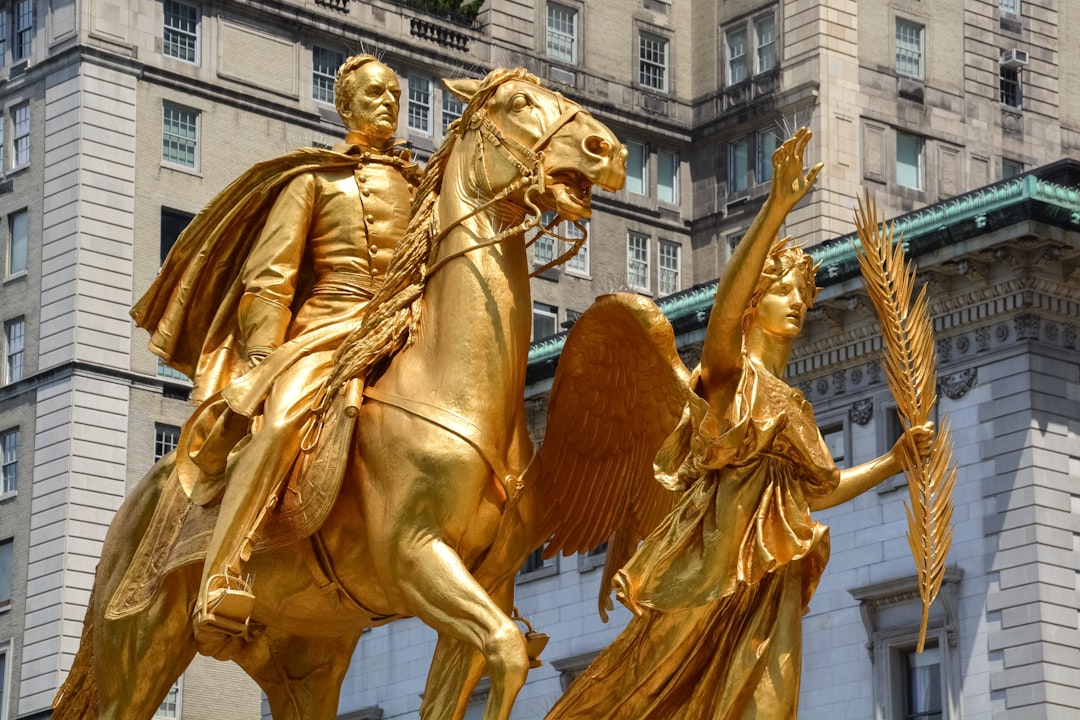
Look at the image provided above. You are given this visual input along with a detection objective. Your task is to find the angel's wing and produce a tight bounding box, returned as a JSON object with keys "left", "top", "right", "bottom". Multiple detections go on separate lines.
{"left": 532, "top": 293, "right": 692, "bottom": 618}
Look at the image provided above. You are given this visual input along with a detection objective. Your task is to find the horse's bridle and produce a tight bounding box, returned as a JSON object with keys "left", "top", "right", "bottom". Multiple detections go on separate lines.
{"left": 421, "top": 95, "right": 589, "bottom": 281}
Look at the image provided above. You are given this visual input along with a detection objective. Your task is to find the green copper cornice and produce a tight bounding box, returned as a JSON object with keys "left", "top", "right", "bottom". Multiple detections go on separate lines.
{"left": 528, "top": 161, "right": 1080, "bottom": 377}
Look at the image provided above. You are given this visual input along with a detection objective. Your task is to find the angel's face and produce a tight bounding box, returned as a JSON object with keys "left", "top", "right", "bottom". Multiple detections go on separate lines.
{"left": 752, "top": 269, "right": 809, "bottom": 339}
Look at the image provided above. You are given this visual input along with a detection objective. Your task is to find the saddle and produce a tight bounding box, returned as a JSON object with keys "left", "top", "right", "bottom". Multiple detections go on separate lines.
{"left": 105, "top": 392, "right": 356, "bottom": 620}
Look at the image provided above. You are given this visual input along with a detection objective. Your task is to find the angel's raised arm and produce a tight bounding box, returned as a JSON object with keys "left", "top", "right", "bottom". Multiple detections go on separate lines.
{"left": 699, "top": 128, "right": 822, "bottom": 399}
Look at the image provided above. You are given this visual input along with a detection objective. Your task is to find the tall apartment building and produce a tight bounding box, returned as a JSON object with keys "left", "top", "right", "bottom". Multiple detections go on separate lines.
{"left": 0, "top": 0, "right": 1076, "bottom": 718}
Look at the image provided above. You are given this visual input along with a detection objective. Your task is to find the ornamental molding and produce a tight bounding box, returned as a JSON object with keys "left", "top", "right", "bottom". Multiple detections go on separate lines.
{"left": 939, "top": 368, "right": 978, "bottom": 400}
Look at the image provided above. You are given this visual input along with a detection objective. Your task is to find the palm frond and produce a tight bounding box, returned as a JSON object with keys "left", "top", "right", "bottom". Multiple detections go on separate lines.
{"left": 853, "top": 192, "right": 957, "bottom": 652}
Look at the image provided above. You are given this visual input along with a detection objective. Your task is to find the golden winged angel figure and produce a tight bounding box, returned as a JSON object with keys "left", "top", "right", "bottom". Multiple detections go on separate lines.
{"left": 530, "top": 129, "right": 935, "bottom": 719}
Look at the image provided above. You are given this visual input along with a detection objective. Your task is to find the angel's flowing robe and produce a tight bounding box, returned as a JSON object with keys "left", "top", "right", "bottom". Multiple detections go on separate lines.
{"left": 547, "top": 359, "right": 839, "bottom": 720}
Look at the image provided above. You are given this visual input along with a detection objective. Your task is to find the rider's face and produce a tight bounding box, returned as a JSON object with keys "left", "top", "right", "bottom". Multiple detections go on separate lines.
{"left": 341, "top": 61, "right": 401, "bottom": 142}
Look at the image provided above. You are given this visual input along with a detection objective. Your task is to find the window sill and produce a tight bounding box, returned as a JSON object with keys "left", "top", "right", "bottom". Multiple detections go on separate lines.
{"left": 0, "top": 490, "right": 16, "bottom": 503}
{"left": 563, "top": 269, "right": 590, "bottom": 280}
{"left": 160, "top": 161, "right": 202, "bottom": 177}
{"left": 2, "top": 271, "right": 27, "bottom": 285}
{"left": 515, "top": 563, "right": 558, "bottom": 584}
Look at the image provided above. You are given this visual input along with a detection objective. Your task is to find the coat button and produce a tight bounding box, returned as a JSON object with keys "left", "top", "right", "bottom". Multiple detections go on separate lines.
{"left": 365, "top": 214, "right": 375, "bottom": 224}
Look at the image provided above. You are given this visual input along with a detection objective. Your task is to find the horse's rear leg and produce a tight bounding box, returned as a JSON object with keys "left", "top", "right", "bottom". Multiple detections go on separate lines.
{"left": 394, "top": 540, "right": 528, "bottom": 720}
{"left": 421, "top": 636, "right": 486, "bottom": 720}
{"left": 237, "top": 630, "right": 360, "bottom": 720}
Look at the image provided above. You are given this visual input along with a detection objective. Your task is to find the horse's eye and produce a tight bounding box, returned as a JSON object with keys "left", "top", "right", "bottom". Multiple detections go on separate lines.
{"left": 511, "top": 94, "right": 529, "bottom": 111}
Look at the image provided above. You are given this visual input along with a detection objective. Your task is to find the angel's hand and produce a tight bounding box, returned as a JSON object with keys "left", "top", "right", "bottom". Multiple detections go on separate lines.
{"left": 769, "top": 127, "right": 823, "bottom": 210}
{"left": 892, "top": 420, "right": 936, "bottom": 465}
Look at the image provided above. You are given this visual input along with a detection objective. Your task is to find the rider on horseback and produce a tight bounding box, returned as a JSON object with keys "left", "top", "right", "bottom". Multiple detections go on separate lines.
{"left": 132, "top": 54, "right": 421, "bottom": 653}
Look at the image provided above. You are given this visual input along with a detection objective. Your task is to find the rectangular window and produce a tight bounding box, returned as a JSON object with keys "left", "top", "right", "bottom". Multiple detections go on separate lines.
{"left": 518, "top": 545, "right": 556, "bottom": 578}
{"left": 658, "top": 240, "right": 680, "bottom": 296}
{"left": 11, "top": 104, "right": 29, "bottom": 169}
{"left": 154, "top": 681, "right": 180, "bottom": 718}
{"left": 754, "top": 13, "right": 777, "bottom": 73}
{"left": 532, "top": 302, "right": 558, "bottom": 341}
{"left": 562, "top": 218, "right": 588, "bottom": 275}
{"left": 896, "top": 132, "right": 924, "bottom": 190}
{"left": 312, "top": 47, "right": 344, "bottom": 105}
{"left": 999, "top": 0, "right": 1020, "bottom": 16}
{"left": 726, "top": 27, "right": 747, "bottom": 85}
{"left": 1000, "top": 66, "right": 1021, "bottom": 107}
{"left": 627, "top": 231, "right": 650, "bottom": 291}
{"left": 895, "top": 19, "right": 924, "bottom": 79}
{"left": 441, "top": 88, "right": 463, "bottom": 134}
{"left": 821, "top": 422, "right": 845, "bottom": 468}
{"left": 162, "top": 103, "right": 198, "bottom": 169}
{"left": 408, "top": 75, "right": 432, "bottom": 134}
{"left": 0, "top": 112, "right": 5, "bottom": 172}
{"left": 0, "top": 539, "right": 10, "bottom": 608}
{"left": 532, "top": 211, "right": 558, "bottom": 268}
{"left": 755, "top": 128, "right": 781, "bottom": 185}
{"left": 13, "top": 0, "right": 31, "bottom": 61}
{"left": 6, "top": 209, "right": 27, "bottom": 276}
{"left": 156, "top": 357, "right": 189, "bottom": 382}
{"left": 903, "top": 643, "right": 943, "bottom": 720}
{"left": 0, "top": 5, "right": 8, "bottom": 63}
{"left": 1, "top": 428, "right": 17, "bottom": 495}
{"left": 546, "top": 3, "right": 578, "bottom": 64}
{"left": 626, "top": 141, "right": 647, "bottom": 196}
{"left": 160, "top": 208, "right": 193, "bottom": 265}
{"left": 728, "top": 137, "right": 749, "bottom": 193}
{"left": 656, "top": 150, "right": 678, "bottom": 204}
{"left": 163, "top": 0, "right": 200, "bottom": 64}
{"left": 154, "top": 424, "right": 181, "bottom": 462}
{"left": 1002, "top": 158, "right": 1023, "bottom": 178}
{"left": 4, "top": 318, "right": 23, "bottom": 385}
{"left": 639, "top": 32, "right": 668, "bottom": 92}
{"left": 0, "top": 641, "right": 8, "bottom": 720}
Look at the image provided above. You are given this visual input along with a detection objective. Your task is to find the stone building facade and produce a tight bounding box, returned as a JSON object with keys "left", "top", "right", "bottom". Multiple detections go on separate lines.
{"left": 0, "top": 0, "right": 1077, "bottom": 718}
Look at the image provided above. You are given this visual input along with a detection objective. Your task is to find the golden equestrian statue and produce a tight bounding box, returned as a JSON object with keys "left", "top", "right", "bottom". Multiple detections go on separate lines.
{"left": 52, "top": 65, "right": 625, "bottom": 720}
{"left": 512, "top": 129, "right": 937, "bottom": 719}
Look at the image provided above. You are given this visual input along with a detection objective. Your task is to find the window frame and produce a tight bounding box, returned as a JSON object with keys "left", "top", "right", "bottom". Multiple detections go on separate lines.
{"left": 154, "top": 423, "right": 181, "bottom": 462}
{"left": 753, "top": 12, "right": 778, "bottom": 74}
{"left": 162, "top": 0, "right": 200, "bottom": 65}
{"left": 562, "top": 218, "right": 589, "bottom": 277}
{"left": 516, "top": 544, "right": 558, "bottom": 582}
{"left": 407, "top": 74, "right": 433, "bottom": 136}
{"left": 0, "top": 5, "right": 9, "bottom": 64}
{"left": 895, "top": 131, "right": 924, "bottom": 191}
{"left": 818, "top": 417, "right": 848, "bottom": 469}
{"left": 545, "top": 2, "right": 578, "bottom": 65}
{"left": 656, "top": 149, "right": 679, "bottom": 205}
{"left": 531, "top": 301, "right": 559, "bottom": 342}
{"left": 725, "top": 25, "right": 748, "bottom": 85}
{"left": 312, "top": 46, "right": 344, "bottom": 106}
{"left": 4, "top": 318, "right": 24, "bottom": 385}
{"left": 625, "top": 141, "right": 648, "bottom": 196}
{"left": 658, "top": 239, "right": 680, "bottom": 296}
{"left": 441, "top": 87, "right": 464, "bottom": 135}
{"left": 0, "top": 638, "right": 10, "bottom": 720}
{"left": 999, "top": 0, "right": 1020, "bottom": 17}
{"left": 627, "top": 231, "right": 651, "bottom": 293}
{"left": 11, "top": 103, "right": 29, "bottom": 170}
{"left": 894, "top": 18, "right": 925, "bottom": 80}
{"left": 12, "top": 0, "right": 32, "bottom": 61}
{"left": 161, "top": 102, "right": 199, "bottom": 171}
{"left": 154, "top": 677, "right": 183, "bottom": 718}
{"left": 638, "top": 30, "right": 669, "bottom": 94}
{"left": 728, "top": 136, "right": 750, "bottom": 194}
{"left": 6, "top": 209, "right": 27, "bottom": 278}
{"left": 0, "top": 428, "right": 17, "bottom": 496}
{"left": 755, "top": 127, "right": 781, "bottom": 186}
{"left": 999, "top": 65, "right": 1022, "bottom": 108}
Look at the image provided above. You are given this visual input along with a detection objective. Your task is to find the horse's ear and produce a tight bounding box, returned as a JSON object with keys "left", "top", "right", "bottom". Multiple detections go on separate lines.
{"left": 443, "top": 77, "right": 480, "bottom": 103}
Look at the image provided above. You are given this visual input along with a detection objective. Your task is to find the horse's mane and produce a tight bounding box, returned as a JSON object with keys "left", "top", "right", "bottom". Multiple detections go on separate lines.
{"left": 325, "top": 67, "right": 542, "bottom": 398}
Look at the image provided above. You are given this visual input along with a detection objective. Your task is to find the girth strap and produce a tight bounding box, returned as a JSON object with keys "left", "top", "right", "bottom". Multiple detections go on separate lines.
{"left": 362, "top": 385, "right": 520, "bottom": 503}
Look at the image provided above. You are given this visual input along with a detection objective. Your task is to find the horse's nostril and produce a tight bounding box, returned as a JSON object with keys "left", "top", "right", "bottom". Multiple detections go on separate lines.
{"left": 584, "top": 135, "right": 610, "bottom": 158}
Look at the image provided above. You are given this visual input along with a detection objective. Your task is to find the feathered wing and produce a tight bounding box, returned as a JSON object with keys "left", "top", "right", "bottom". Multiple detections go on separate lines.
{"left": 531, "top": 293, "right": 692, "bottom": 619}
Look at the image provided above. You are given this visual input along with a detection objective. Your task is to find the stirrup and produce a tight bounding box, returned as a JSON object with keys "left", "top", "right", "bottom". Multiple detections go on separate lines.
{"left": 194, "top": 576, "right": 255, "bottom": 641}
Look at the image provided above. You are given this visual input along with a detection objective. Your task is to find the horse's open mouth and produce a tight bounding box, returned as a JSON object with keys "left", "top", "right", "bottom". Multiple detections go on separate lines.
{"left": 547, "top": 171, "right": 593, "bottom": 220}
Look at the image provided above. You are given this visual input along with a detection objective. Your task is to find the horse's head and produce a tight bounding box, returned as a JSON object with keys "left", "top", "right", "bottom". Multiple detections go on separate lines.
{"left": 445, "top": 70, "right": 626, "bottom": 223}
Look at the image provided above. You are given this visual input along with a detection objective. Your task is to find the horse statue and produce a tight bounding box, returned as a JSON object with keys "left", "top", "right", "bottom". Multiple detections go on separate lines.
{"left": 52, "top": 68, "right": 626, "bottom": 720}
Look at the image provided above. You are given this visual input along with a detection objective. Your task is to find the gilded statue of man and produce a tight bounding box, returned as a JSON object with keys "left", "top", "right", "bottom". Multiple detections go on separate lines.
{"left": 131, "top": 54, "right": 421, "bottom": 651}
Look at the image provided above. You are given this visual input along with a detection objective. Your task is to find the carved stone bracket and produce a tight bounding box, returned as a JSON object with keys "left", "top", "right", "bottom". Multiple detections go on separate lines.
{"left": 850, "top": 398, "right": 874, "bottom": 425}
{"left": 939, "top": 368, "right": 977, "bottom": 400}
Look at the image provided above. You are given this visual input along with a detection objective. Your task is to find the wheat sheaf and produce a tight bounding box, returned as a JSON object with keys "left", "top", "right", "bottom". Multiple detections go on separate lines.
{"left": 853, "top": 193, "right": 957, "bottom": 652}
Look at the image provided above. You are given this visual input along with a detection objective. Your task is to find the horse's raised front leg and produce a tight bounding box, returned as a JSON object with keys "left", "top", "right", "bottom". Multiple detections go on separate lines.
{"left": 389, "top": 538, "right": 528, "bottom": 720}
{"left": 236, "top": 629, "right": 361, "bottom": 720}
{"left": 422, "top": 635, "right": 486, "bottom": 720}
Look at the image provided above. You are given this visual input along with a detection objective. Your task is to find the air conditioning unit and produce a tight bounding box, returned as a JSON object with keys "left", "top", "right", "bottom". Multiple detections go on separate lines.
{"left": 1001, "top": 49, "right": 1029, "bottom": 68}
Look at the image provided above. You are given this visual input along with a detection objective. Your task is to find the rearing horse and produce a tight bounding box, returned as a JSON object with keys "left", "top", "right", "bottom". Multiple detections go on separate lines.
{"left": 52, "top": 68, "right": 625, "bottom": 720}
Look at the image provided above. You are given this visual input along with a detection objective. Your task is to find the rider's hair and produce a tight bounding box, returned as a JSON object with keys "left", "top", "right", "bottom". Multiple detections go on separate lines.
{"left": 334, "top": 54, "right": 381, "bottom": 122}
